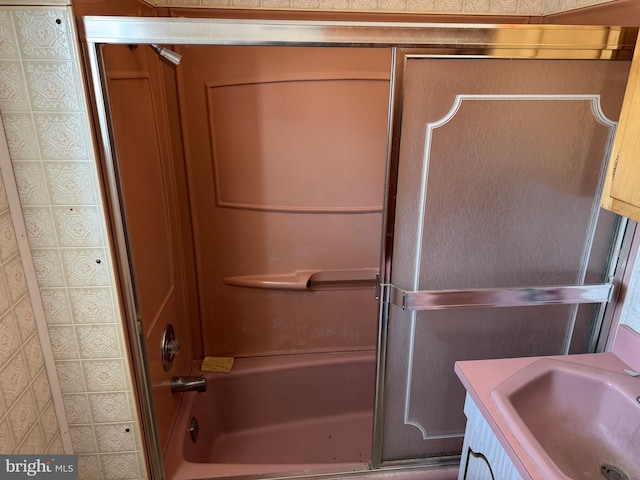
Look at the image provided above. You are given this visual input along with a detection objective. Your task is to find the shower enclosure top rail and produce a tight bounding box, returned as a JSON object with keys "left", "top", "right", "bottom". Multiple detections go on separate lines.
{"left": 80, "top": 17, "right": 637, "bottom": 57}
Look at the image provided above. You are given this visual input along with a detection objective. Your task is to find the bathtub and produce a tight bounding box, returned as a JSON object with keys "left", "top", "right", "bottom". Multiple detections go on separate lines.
{"left": 164, "top": 351, "right": 376, "bottom": 479}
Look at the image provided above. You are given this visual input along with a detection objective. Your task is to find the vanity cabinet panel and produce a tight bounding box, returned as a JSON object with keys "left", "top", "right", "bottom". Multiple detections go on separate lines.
{"left": 458, "top": 394, "right": 522, "bottom": 480}
{"left": 462, "top": 449, "right": 494, "bottom": 480}
{"left": 602, "top": 35, "right": 640, "bottom": 222}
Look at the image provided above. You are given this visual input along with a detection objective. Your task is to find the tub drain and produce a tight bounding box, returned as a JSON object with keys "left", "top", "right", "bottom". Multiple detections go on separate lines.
{"left": 601, "top": 465, "right": 628, "bottom": 480}
{"left": 189, "top": 417, "right": 199, "bottom": 443}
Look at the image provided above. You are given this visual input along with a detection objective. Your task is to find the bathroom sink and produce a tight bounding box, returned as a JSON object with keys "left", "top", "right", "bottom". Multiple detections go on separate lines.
{"left": 491, "top": 358, "right": 640, "bottom": 480}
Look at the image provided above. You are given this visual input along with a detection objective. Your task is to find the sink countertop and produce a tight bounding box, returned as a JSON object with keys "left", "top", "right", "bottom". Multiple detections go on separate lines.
{"left": 454, "top": 324, "right": 640, "bottom": 480}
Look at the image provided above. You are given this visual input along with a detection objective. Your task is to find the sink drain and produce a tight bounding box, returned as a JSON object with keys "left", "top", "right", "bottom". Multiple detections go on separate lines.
{"left": 601, "top": 465, "right": 628, "bottom": 480}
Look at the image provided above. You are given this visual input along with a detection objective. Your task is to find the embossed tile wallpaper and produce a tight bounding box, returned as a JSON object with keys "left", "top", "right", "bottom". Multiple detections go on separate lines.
{"left": 620, "top": 240, "right": 640, "bottom": 335}
{"left": 0, "top": 170, "right": 64, "bottom": 455}
{"left": 0, "top": 6, "right": 147, "bottom": 480}
{"left": 150, "top": 0, "right": 613, "bottom": 15}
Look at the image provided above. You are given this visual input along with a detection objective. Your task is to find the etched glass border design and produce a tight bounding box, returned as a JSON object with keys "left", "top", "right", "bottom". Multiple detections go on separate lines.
{"left": 403, "top": 94, "right": 617, "bottom": 439}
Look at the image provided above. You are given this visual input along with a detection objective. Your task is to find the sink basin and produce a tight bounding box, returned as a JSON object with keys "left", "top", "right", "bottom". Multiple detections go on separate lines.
{"left": 491, "top": 358, "right": 640, "bottom": 480}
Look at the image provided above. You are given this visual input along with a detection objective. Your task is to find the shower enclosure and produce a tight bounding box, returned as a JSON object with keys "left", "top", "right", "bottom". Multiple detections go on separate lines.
{"left": 81, "top": 18, "right": 638, "bottom": 479}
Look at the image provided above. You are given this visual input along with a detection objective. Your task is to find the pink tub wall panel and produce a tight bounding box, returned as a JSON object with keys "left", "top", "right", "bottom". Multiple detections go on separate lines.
{"left": 102, "top": 43, "right": 199, "bottom": 454}
{"left": 178, "top": 46, "right": 392, "bottom": 357}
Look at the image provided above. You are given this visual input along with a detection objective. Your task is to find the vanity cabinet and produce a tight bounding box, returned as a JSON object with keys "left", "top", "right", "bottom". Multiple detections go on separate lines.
{"left": 601, "top": 35, "right": 640, "bottom": 222}
{"left": 458, "top": 394, "right": 522, "bottom": 480}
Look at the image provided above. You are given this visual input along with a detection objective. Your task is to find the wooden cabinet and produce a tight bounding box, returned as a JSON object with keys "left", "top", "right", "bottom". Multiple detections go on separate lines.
{"left": 602, "top": 36, "right": 640, "bottom": 222}
{"left": 458, "top": 394, "right": 522, "bottom": 480}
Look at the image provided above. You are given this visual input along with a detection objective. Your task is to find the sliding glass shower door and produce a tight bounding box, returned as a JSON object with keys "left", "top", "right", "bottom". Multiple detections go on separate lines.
{"left": 375, "top": 52, "right": 631, "bottom": 463}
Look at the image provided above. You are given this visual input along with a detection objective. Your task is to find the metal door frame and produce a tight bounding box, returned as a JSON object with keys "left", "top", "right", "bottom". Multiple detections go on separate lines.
{"left": 80, "top": 18, "right": 638, "bottom": 479}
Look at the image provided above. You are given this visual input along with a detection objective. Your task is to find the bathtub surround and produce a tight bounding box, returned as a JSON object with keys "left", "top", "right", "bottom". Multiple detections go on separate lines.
{"left": 0, "top": 6, "right": 146, "bottom": 479}
{"left": 178, "top": 44, "right": 387, "bottom": 358}
{"left": 0, "top": 3, "right": 638, "bottom": 480}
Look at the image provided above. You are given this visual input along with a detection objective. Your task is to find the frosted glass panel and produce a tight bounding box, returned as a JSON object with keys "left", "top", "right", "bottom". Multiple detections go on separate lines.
{"left": 406, "top": 305, "right": 582, "bottom": 435}
{"left": 418, "top": 97, "right": 612, "bottom": 289}
{"left": 381, "top": 303, "right": 600, "bottom": 460}
{"left": 380, "top": 56, "right": 630, "bottom": 462}
{"left": 390, "top": 58, "right": 629, "bottom": 292}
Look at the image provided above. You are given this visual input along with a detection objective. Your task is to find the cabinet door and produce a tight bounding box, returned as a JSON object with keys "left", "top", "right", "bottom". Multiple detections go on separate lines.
{"left": 462, "top": 449, "right": 495, "bottom": 480}
{"left": 458, "top": 395, "right": 521, "bottom": 480}
{"left": 602, "top": 35, "right": 640, "bottom": 221}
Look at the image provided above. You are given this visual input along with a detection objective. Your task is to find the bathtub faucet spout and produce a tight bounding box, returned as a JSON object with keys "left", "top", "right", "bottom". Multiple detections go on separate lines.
{"left": 171, "top": 376, "right": 207, "bottom": 393}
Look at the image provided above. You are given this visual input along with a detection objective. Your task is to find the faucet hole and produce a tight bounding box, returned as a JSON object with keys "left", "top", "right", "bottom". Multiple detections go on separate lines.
{"left": 601, "top": 465, "right": 628, "bottom": 480}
